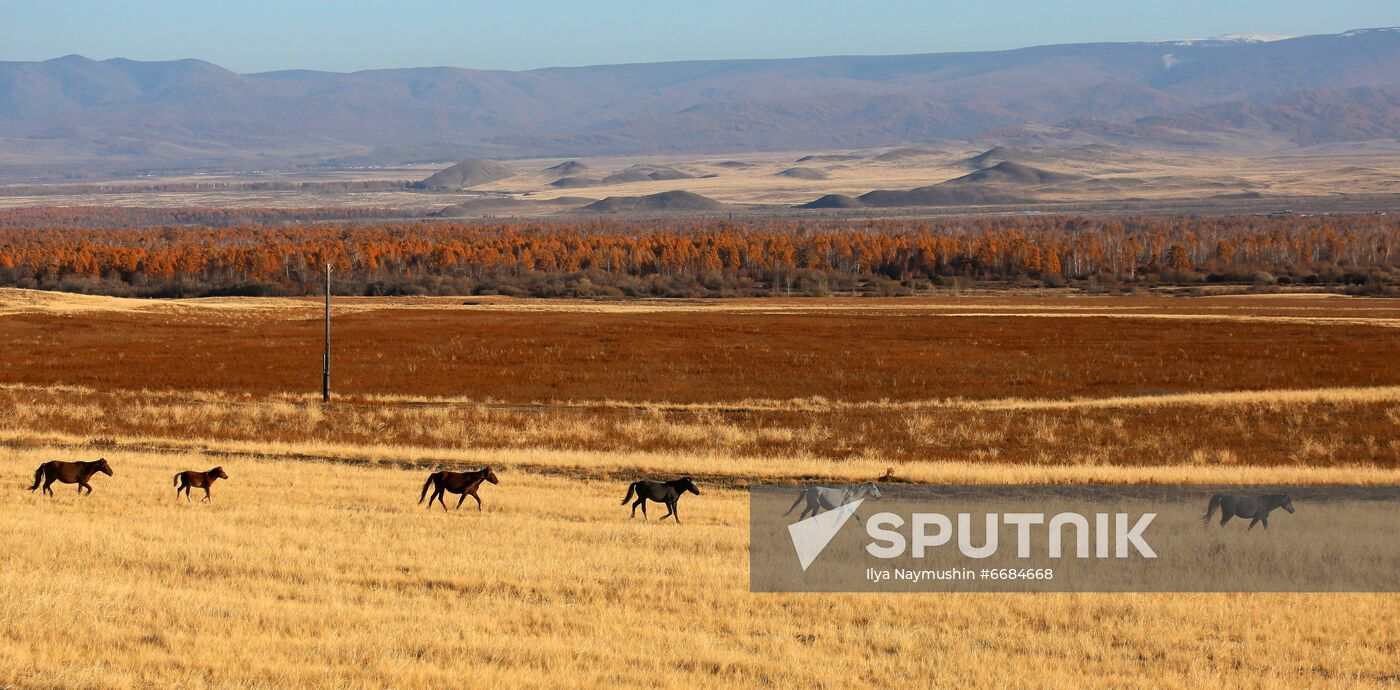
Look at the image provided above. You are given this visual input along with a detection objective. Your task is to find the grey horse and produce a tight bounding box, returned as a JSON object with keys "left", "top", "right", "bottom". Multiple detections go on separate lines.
{"left": 784, "top": 483, "right": 882, "bottom": 522}
{"left": 1202, "top": 493, "right": 1295, "bottom": 530}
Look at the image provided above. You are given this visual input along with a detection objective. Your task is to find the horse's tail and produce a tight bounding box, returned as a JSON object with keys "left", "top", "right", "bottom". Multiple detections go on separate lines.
{"left": 783, "top": 490, "right": 807, "bottom": 516}
{"left": 418, "top": 473, "right": 438, "bottom": 504}
{"left": 28, "top": 464, "right": 44, "bottom": 491}
{"left": 1201, "top": 494, "right": 1222, "bottom": 525}
{"left": 621, "top": 482, "right": 638, "bottom": 505}
{"left": 172, "top": 472, "right": 181, "bottom": 487}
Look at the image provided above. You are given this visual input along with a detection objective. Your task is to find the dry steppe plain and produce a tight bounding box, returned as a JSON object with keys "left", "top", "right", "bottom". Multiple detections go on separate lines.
{"left": 2, "top": 143, "right": 1399, "bottom": 216}
{"left": 2, "top": 290, "right": 1398, "bottom": 688}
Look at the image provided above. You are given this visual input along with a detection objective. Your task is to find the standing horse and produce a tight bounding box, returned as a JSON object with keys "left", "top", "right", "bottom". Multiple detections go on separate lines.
{"left": 174, "top": 467, "right": 229, "bottom": 503}
{"left": 785, "top": 482, "right": 882, "bottom": 522}
{"left": 419, "top": 466, "right": 499, "bottom": 511}
{"left": 29, "top": 459, "right": 114, "bottom": 496}
{"left": 1202, "top": 493, "right": 1295, "bottom": 530}
{"left": 621, "top": 477, "right": 701, "bottom": 524}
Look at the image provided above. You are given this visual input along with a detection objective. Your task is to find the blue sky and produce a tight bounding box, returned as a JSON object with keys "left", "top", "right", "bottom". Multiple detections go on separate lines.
{"left": 2, "top": 1, "right": 1395, "bottom": 73}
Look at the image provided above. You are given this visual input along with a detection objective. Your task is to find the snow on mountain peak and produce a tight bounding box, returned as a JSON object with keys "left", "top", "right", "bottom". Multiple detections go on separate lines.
{"left": 1166, "top": 33, "right": 1292, "bottom": 47}
{"left": 1210, "top": 33, "right": 1292, "bottom": 43}
{"left": 1341, "top": 27, "right": 1400, "bottom": 38}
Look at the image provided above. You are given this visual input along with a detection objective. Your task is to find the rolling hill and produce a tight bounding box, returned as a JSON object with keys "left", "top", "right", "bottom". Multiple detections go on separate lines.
{"left": 775, "top": 167, "right": 830, "bottom": 180}
{"left": 411, "top": 158, "right": 516, "bottom": 189}
{"left": 584, "top": 190, "right": 726, "bottom": 213}
{"left": 806, "top": 161, "right": 1087, "bottom": 208}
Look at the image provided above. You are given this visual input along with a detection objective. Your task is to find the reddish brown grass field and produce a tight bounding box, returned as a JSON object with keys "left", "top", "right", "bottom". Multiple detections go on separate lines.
{"left": 1, "top": 294, "right": 1397, "bottom": 403}
{"left": 0, "top": 291, "right": 1394, "bottom": 473}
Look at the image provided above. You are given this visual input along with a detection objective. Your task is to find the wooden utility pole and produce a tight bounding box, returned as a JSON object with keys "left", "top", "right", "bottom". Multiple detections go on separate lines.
{"left": 322, "top": 263, "right": 331, "bottom": 403}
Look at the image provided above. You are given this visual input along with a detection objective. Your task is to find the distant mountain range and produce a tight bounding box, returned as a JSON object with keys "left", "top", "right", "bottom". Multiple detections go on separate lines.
{"left": 1, "top": 28, "right": 1397, "bottom": 178}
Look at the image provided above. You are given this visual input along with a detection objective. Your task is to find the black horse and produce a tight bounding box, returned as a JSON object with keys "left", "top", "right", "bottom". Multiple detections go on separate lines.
{"left": 621, "top": 477, "right": 701, "bottom": 524}
{"left": 419, "top": 466, "right": 499, "bottom": 511}
{"left": 1202, "top": 493, "right": 1295, "bottom": 530}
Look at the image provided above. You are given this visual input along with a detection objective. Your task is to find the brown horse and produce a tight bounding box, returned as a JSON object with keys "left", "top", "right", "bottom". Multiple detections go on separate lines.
{"left": 29, "top": 458, "right": 114, "bottom": 496}
{"left": 419, "top": 466, "right": 499, "bottom": 511}
{"left": 174, "top": 467, "right": 229, "bottom": 503}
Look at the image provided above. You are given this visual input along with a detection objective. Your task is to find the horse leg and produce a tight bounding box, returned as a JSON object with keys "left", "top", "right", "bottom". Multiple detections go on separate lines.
{"left": 434, "top": 489, "right": 448, "bottom": 512}
{"left": 1219, "top": 512, "right": 1232, "bottom": 527}
{"left": 1248, "top": 516, "right": 1261, "bottom": 530}
{"left": 78, "top": 481, "right": 92, "bottom": 495}
{"left": 455, "top": 492, "right": 467, "bottom": 510}
{"left": 659, "top": 500, "right": 675, "bottom": 523}
{"left": 203, "top": 486, "right": 212, "bottom": 503}
{"left": 472, "top": 493, "right": 482, "bottom": 512}
{"left": 1261, "top": 515, "right": 1269, "bottom": 530}
{"left": 43, "top": 478, "right": 54, "bottom": 496}
{"left": 185, "top": 485, "right": 193, "bottom": 502}
{"left": 633, "top": 498, "right": 648, "bottom": 519}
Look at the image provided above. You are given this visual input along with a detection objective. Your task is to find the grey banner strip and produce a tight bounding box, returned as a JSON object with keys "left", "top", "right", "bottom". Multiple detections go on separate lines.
{"left": 750, "top": 484, "right": 1400, "bottom": 592}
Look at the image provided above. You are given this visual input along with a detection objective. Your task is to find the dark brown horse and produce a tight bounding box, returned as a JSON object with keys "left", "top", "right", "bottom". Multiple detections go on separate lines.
{"left": 419, "top": 466, "right": 499, "bottom": 511}
{"left": 174, "top": 467, "right": 229, "bottom": 502}
{"left": 1202, "top": 493, "right": 1296, "bottom": 530}
{"left": 29, "top": 458, "right": 113, "bottom": 496}
{"left": 621, "top": 477, "right": 701, "bottom": 524}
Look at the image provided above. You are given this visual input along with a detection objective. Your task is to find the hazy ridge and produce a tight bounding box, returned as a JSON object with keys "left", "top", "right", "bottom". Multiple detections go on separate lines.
{"left": 0, "top": 28, "right": 1397, "bottom": 177}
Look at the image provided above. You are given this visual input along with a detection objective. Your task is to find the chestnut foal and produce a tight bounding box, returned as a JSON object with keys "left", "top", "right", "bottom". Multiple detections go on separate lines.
{"left": 173, "top": 467, "right": 229, "bottom": 503}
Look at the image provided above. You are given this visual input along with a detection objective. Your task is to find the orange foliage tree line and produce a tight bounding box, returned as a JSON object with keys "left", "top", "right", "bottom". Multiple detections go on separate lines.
{"left": 0, "top": 212, "right": 1395, "bottom": 295}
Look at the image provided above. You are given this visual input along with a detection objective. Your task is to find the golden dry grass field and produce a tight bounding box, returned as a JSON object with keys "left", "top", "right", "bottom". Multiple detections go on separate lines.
{"left": 2, "top": 290, "right": 1399, "bottom": 688}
